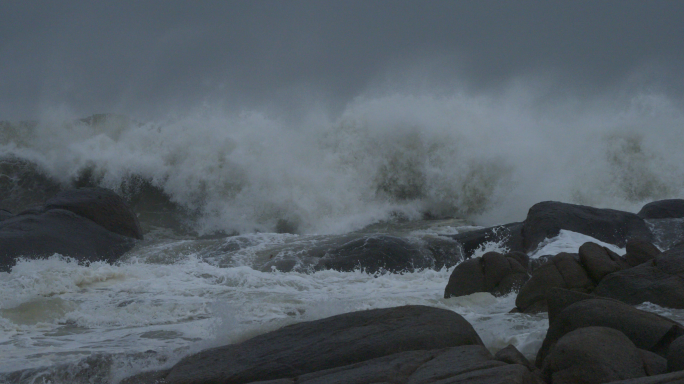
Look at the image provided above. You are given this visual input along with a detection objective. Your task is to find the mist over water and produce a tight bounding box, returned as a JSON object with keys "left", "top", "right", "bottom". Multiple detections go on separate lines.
{"left": 2, "top": 83, "right": 683, "bottom": 235}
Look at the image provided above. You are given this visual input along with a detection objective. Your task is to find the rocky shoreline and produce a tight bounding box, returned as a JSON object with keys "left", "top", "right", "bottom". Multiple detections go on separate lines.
{"left": 1, "top": 189, "right": 684, "bottom": 383}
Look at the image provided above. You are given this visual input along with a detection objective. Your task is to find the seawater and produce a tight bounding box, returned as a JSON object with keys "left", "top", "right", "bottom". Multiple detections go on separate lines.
{"left": 2, "top": 226, "right": 684, "bottom": 384}
{"left": 1, "top": 89, "right": 684, "bottom": 383}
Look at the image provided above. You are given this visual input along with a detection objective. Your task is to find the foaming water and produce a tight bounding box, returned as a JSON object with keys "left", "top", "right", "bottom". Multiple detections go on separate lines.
{"left": 2, "top": 88, "right": 683, "bottom": 236}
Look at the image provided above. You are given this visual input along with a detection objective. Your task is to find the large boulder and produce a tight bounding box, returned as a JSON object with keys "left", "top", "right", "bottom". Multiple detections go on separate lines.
{"left": 578, "top": 241, "right": 630, "bottom": 283}
{"left": 594, "top": 244, "right": 684, "bottom": 308}
{"left": 541, "top": 326, "right": 647, "bottom": 384}
{"left": 667, "top": 336, "right": 684, "bottom": 372}
{"left": 444, "top": 251, "right": 529, "bottom": 298}
{"left": 0, "top": 209, "right": 11, "bottom": 222}
{"left": 446, "top": 222, "right": 524, "bottom": 258}
{"left": 522, "top": 201, "right": 653, "bottom": 253}
{"left": 0, "top": 209, "right": 137, "bottom": 272}
{"left": 163, "top": 305, "right": 485, "bottom": 384}
{"left": 535, "top": 297, "right": 684, "bottom": 367}
{"left": 625, "top": 239, "right": 662, "bottom": 267}
{"left": 515, "top": 253, "right": 594, "bottom": 313}
{"left": 44, "top": 187, "right": 143, "bottom": 240}
{"left": 603, "top": 371, "right": 684, "bottom": 383}
{"left": 638, "top": 199, "right": 684, "bottom": 219}
{"left": 0, "top": 188, "right": 142, "bottom": 272}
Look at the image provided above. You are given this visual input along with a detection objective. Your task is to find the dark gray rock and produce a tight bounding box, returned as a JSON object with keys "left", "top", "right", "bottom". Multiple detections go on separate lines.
{"left": 594, "top": 244, "right": 684, "bottom": 308}
{"left": 0, "top": 209, "right": 137, "bottom": 272}
{"left": 667, "top": 336, "right": 684, "bottom": 372}
{"left": 423, "top": 363, "right": 543, "bottom": 384}
{"left": 45, "top": 187, "right": 143, "bottom": 240}
{"left": 603, "top": 370, "right": 684, "bottom": 383}
{"left": 579, "top": 241, "right": 630, "bottom": 283}
{"left": 535, "top": 298, "right": 684, "bottom": 367}
{"left": 542, "top": 326, "right": 647, "bottom": 384}
{"left": 640, "top": 349, "right": 668, "bottom": 376}
{"left": 639, "top": 200, "right": 684, "bottom": 220}
{"left": 315, "top": 235, "right": 459, "bottom": 273}
{"left": 164, "top": 305, "right": 484, "bottom": 384}
{"left": 545, "top": 288, "right": 596, "bottom": 326}
{"left": 522, "top": 201, "right": 653, "bottom": 253}
{"left": 515, "top": 253, "right": 594, "bottom": 313}
{"left": 495, "top": 345, "right": 533, "bottom": 371}
{"left": 626, "top": 239, "right": 662, "bottom": 267}
{"left": 0, "top": 209, "right": 11, "bottom": 222}
{"left": 444, "top": 252, "right": 529, "bottom": 298}
{"left": 447, "top": 222, "right": 524, "bottom": 259}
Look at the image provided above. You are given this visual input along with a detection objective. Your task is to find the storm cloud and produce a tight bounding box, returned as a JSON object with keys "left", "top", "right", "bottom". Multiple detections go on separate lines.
{"left": 1, "top": 1, "right": 683, "bottom": 120}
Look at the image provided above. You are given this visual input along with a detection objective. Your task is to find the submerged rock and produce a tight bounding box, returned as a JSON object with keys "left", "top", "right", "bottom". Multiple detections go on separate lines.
{"left": 522, "top": 201, "right": 653, "bottom": 253}
{"left": 0, "top": 188, "right": 141, "bottom": 272}
{"left": 444, "top": 251, "right": 529, "bottom": 298}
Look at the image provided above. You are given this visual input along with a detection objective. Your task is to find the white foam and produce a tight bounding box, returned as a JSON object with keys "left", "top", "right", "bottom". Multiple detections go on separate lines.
{"left": 3, "top": 87, "right": 684, "bottom": 235}
{"left": 528, "top": 230, "right": 625, "bottom": 259}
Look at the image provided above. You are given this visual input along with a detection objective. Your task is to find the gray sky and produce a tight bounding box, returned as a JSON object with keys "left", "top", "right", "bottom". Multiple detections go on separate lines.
{"left": 1, "top": 1, "right": 683, "bottom": 120}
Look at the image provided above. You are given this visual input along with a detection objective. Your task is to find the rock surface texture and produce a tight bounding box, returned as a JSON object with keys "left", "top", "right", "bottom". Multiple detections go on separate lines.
{"left": 0, "top": 188, "right": 141, "bottom": 272}
{"left": 594, "top": 243, "right": 684, "bottom": 308}
{"left": 124, "top": 305, "right": 545, "bottom": 384}
{"left": 522, "top": 201, "right": 653, "bottom": 252}
{"left": 444, "top": 251, "right": 529, "bottom": 298}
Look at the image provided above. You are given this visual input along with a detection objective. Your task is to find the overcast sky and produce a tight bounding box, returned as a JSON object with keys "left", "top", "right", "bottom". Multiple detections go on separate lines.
{"left": 1, "top": 1, "right": 683, "bottom": 120}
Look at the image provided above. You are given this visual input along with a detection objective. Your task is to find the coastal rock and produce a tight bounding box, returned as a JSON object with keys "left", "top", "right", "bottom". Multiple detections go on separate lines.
{"left": 638, "top": 199, "right": 684, "bottom": 219}
{"left": 522, "top": 201, "right": 653, "bottom": 252}
{"left": 0, "top": 209, "right": 11, "bottom": 222}
{"left": 625, "top": 239, "right": 662, "bottom": 267}
{"left": 163, "top": 305, "right": 484, "bottom": 384}
{"left": 44, "top": 187, "right": 143, "bottom": 240}
{"left": 515, "top": 253, "right": 594, "bottom": 313}
{"left": 0, "top": 188, "right": 141, "bottom": 272}
{"left": 541, "top": 326, "right": 647, "bottom": 384}
{"left": 603, "top": 371, "right": 684, "bottom": 383}
{"left": 535, "top": 297, "right": 684, "bottom": 367}
{"left": 315, "top": 235, "right": 459, "bottom": 273}
{"left": 579, "top": 241, "right": 630, "bottom": 283}
{"left": 447, "top": 222, "right": 524, "bottom": 258}
{"left": 0, "top": 209, "right": 137, "bottom": 272}
{"left": 667, "top": 336, "right": 684, "bottom": 372}
{"left": 495, "top": 344, "right": 534, "bottom": 371}
{"left": 594, "top": 243, "right": 684, "bottom": 308}
{"left": 444, "top": 251, "right": 529, "bottom": 298}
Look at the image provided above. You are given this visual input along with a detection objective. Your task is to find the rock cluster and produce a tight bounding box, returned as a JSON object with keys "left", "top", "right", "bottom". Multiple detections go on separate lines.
{"left": 0, "top": 188, "right": 142, "bottom": 272}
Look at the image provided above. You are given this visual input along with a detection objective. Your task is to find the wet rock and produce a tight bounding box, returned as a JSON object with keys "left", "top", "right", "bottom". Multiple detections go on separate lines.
{"left": 542, "top": 326, "right": 647, "bottom": 384}
{"left": 0, "top": 208, "right": 137, "bottom": 272}
{"left": 444, "top": 251, "right": 529, "bottom": 298}
{"left": 495, "top": 344, "right": 534, "bottom": 371}
{"left": 314, "top": 235, "right": 459, "bottom": 273}
{"left": 515, "top": 253, "right": 594, "bottom": 313}
{"left": 0, "top": 209, "right": 11, "bottom": 222}
{"left": 604, "top": 370, "right": 684, "bottom": 383}
{"left": 545, "top": 288, "right": 595, "bottom": 325}
{"left": 163, "top": 305, "right": 484, "bottom": 384}
{"left": 536, "top": 298, "right": 684, "bottom": 367}
{"left": 667, "top": 336, "right": 684, "bottom": 372}
{"left": 638, "top": 199, "right": 684, "bottom": 219}
{"left": 447, "top": 222, "right": 524, "bottom": 258}
{"left": 45, "top": 187, "right": 143, "bottom": 240}
{"left": 579, "top": 241, "right": 630, "bottom": 283}
{"left": 640, "top": 349, "right": 668, "bottom": 376}
{"left": 522, "top": 201, "right": 653, "bottom": 253}
{"left": 594, "top": 243, "right": 684, "bottom": 308}
{"left": 625, "top": 239, "right": 662, "bottom": 267}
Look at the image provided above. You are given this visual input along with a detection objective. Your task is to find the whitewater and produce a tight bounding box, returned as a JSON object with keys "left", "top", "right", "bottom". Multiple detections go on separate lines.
{"left": 1, "top": 88, "right": 684, "bottom": 383}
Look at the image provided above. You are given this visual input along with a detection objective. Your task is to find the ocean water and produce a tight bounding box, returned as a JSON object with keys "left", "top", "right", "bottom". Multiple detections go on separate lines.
{"left": 1, "top": 90, "right": 684, "bottom": 383}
